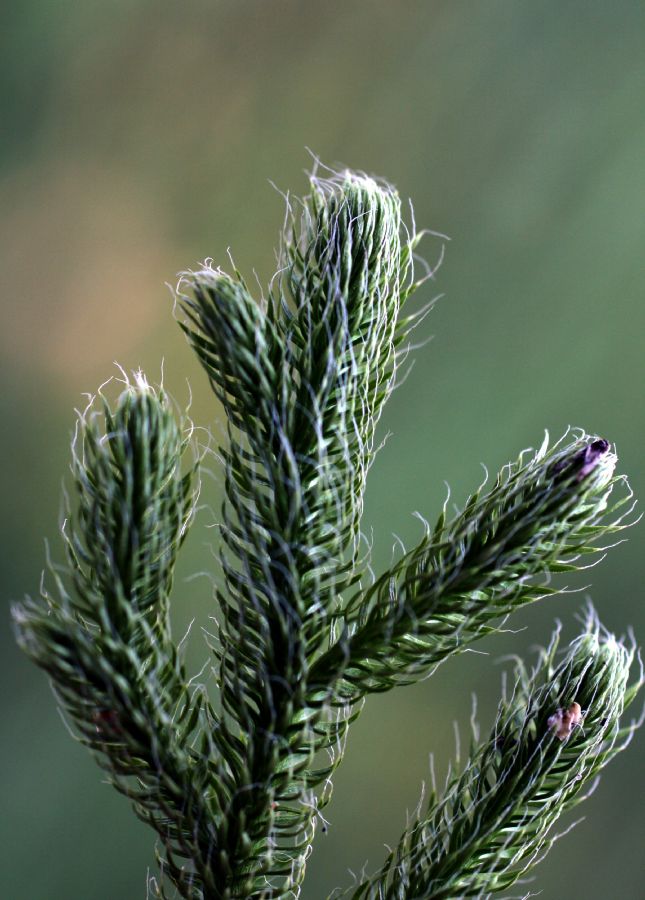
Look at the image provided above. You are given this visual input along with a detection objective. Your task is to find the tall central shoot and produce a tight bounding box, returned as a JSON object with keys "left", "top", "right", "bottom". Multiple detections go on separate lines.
{"left": 179, "top": 171, "right": 421, "bottom": 894}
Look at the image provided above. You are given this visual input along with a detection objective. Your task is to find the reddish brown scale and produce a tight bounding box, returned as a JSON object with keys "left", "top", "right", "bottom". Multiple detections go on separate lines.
{"left": 548, "top": 701, "right": 584, "bottom": 741}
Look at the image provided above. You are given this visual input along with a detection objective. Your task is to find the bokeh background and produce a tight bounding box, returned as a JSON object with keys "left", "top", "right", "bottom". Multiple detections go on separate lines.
{"left": 2, "top": 2, "right": 643, "bottom": 897}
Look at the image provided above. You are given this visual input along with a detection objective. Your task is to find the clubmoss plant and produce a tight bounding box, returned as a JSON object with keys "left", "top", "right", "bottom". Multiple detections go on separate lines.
{"left": 13, "top": 166, "right": 643, "bottom": 899}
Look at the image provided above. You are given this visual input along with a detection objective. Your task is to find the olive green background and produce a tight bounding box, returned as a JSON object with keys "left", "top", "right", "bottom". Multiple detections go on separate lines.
{"left": 2, "top": 2, "right": 643, "bottom": 897}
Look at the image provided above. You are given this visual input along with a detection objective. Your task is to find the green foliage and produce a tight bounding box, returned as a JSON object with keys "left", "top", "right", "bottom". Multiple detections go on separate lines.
{"left": 13, "top": 167, "right": 642, "bottom": 899}
{"left": 310, "top": 433, "right": 628, "bottom": 700}
{"left": 12, "top": 377, "right": 219, "bottom": 893}
{"left": 348, "top": 607, "right": 643, "bottom": 898}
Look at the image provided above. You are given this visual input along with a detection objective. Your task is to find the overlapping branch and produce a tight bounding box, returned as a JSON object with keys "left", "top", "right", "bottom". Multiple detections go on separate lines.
{"left": 176, "top": 170, "right": 427, "bottom": 896}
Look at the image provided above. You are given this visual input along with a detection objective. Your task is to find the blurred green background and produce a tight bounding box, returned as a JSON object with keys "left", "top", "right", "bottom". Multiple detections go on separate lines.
{"left": 2, "top": 2, "right": 643, "bottom": 897}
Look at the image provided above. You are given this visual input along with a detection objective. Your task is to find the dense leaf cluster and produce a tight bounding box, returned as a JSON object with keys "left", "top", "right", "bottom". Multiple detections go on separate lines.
{"left": 13, "top": 168, "right": 642, "bottom": 899}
